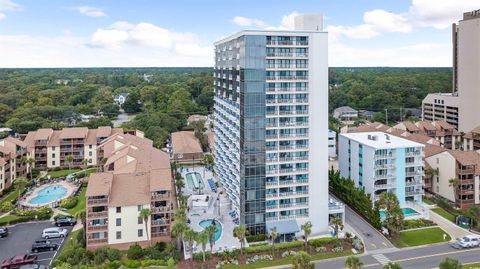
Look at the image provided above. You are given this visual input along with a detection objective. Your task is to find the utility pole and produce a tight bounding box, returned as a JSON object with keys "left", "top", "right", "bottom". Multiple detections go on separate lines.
{"left": 385, "top": 109, "right": 388, "bottom": 125}
{"left": 400, "top": 107, "right": 403, "bottom": 122}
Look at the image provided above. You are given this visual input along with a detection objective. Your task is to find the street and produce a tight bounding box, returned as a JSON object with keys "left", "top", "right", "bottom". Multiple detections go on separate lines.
{"left": 0, "top": 221, "right": 72, "bottom": 267}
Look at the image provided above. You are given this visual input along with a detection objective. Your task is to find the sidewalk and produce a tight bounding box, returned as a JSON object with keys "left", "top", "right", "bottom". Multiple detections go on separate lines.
{"left": 429, "top": 208, "right": 473, "bottom": 239}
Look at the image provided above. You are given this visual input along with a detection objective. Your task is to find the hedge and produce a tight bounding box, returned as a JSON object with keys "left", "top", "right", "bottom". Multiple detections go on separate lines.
{"left": 0, "top": 207, "right": 53, "bottom": 226}
{"left": 60, "top": 196, "right": 78, "bottom": 209}
{"left": 244, "top": 240, "right": 303, "bottom": 253}
{"left": 246, "top": 234, "right": 268, "bottom": 242}
{"left": 402, "top": 219, "right": 436, "bottom": 230}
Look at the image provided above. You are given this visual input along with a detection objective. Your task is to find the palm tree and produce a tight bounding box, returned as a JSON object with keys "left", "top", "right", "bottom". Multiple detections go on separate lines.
{"left": 330, "top": 216, "right": 344, "bottom": 238}
{"left": 197, "top": 231, "right": 209, "bottom": 262}
{"left": 292, "top": 251, "right": 314, "bottom": 269}
{"left": 81, "top": 158, "right": 89, "bottom": 168}
{"left": 204, "top": 224, "right": 217, "bottom": 253}
{"left": 233, "top": 224, "right": 248, "bottom": 255}
{"left": 300, "top": 221, "right": 312, "bottom": 249}
{"left": 177, "top": 194, "right": 188, "bottom": 209}
{"left": 13, "top": 177, "right": 28, "bottom": 200}
{"left": 172, "top": 221, "right": 188, "bottom": 250}
{"left": 439, "top": 257, "right": 462, "bottom": 269}
{"left": 173, "top": 207, "right": 188, "bottom": 223}
{"left": 25, "top": 158, "right": 35, "bottom": 180}
{"left": 449, "top": 178, "right": 461, "bottom": 208}
{"left": 269, "top": 227, "right": 278, "bottom": 255}
{"left": 175, "top": 178, "right": 185, "bottom": 194}
{"left": 376, "top": 192, "right": 404, "bottom": 237}
{"left": 183, "top": 228, "right": 198, "bottom": 260}
{"left": 383, "top": 262, "right": 403, "bottom": 269}
{"left": 139, "top": 208, "right": 151, "bottom": 246}
{"left": 65, "top": 155, "right": 74, "bottom": 171}
{"left": 98, "top": 157, "right": 108, "bottom": 172}
{"left": 345, "top": 256, "right": 363, "bottom": 269}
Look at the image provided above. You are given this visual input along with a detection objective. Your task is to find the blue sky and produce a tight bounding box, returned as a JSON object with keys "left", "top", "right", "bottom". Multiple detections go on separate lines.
{"left": 0, "top": 0, "right": 478, "bottom": 67}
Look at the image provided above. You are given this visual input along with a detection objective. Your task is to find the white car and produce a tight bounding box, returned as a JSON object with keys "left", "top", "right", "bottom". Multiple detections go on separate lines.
{"left": 454, "top": 235, "right": 480, "bottom": 248}
{"left": 42, "top": 227, "right": 68, "bottom": 239}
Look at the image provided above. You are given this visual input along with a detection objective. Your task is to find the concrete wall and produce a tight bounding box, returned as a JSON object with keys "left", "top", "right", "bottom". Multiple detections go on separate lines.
{"left": 47, "top": 146, "right": 60, "bottom": 168}
{"left": 108, "top": 204, "right": 151, "bottom": 245}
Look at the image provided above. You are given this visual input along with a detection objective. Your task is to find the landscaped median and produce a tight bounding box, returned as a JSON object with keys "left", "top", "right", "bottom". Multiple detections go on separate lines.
{"left": 390, "top": 227, "right": 451, "bottom": 248}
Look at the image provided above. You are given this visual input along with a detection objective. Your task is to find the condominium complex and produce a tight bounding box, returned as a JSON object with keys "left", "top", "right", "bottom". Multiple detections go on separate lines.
{"left": 0, "top": 137, "right": 31, "bottom": 191}
{"left": 393, "top": 120, "right": 462, "bottom": 150}
{"left": 422, "top": 9, "right": 480, "bottom": 132}
{"left": 213, "top": 14, "right": 329, "bottom": 235}
{"left": 86, "top": 133, "right": 173, "bottom": 250}
{"left": 338, "top": 132, "right": 425, "bottom": 207}
{"left": 23, "top": 126, "right": 126, "bottom": 168}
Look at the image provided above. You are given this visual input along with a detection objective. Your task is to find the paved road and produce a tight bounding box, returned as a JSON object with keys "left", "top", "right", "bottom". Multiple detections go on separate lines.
{"left": 311, "top": 243, "right": 480, "bottom": 269}
{"left": 0, "top": 221, "right": 72, "bottom": 267}
{"left": 344, "top": 205, "right": 393, "bottom": 252}
{"left": 112, "top": 112, "right": 129, "bottom": 127}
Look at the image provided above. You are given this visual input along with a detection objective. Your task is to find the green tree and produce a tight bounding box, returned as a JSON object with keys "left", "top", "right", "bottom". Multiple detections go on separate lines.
{"left": 376, "top": 192, "right": 404, "bottom": 237}
{"left": 383, "top": 262, "right": 402, "bottom": 269}
{"left": 233, "top": 224, "right": 248, "bottom": 255}
{"left": 292, "top": 251, "right": 314, "bottom": 269}
{"left": 330, "top": 216, "right": 344, "bottom": 238}
{"left": 439, "top": 258, "right": 462, "bottom": 269}
{"left": 65, "top": 155, "right": 74, "bottom": 171}
{"left": 449, "top": 178, "right": 461, "bottom": 208}
{"left": 300, "top": 221, "right": 312, "bottom": 249}
{"left": 26, "top": 158, "right": 36, "bottom": 180}
{"left": 269, "top": 227, "right": 278, "bottom": 255}
{"left": 183, "top": 228, "right": 198, "bottom": 260}
{"left": 205, "top": 224, "right": 217, "bottom": 253}
{"left": 13, "top": 177, "right": 28, "bottom": 200}
{"left": 345, "top": 256, "right": 363, "bottom": 269}
{"left": 171, "top": 221, "right": 188, "bottom": 251}
{"left": 82, "top": 158, "right": 89, "bottom": 168}
{"left": 139, "top": 208, "right": 151, "bottom": 246}
{"left": 197, "top": 231, "right": 209, "bottom": 262}
{"left": 122, "top": 93, "right": 141, "bottom": 113}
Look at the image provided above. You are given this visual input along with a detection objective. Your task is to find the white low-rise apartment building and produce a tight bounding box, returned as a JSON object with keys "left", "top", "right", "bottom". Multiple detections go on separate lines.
{"left": 338, "top": 132, "right": 425, "bottom": 207}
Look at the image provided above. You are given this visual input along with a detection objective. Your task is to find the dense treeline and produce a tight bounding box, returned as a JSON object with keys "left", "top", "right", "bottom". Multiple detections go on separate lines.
{"left": 329, "top": 67, "right": 452, "bottom": 123}
{"left": 0, "top": 68, "right": 213, "bottom": 147}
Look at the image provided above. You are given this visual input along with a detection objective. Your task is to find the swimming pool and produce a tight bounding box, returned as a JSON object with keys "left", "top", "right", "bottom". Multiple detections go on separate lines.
{"left": 186, "top": 172, "right": 205, "bottom": 190}
{"left": 380, "top": 207, "right": 419, "bottom": 220}
{"left": 199, "top": 219, "right": 222, "bottom": 242}
{"left": 29, "top": 185, "right": 68, "bottom": 205}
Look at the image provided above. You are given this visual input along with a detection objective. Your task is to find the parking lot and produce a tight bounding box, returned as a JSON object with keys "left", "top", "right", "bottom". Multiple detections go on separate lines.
{"left": 0, "top": 221, "right": 73, "bottom": 267}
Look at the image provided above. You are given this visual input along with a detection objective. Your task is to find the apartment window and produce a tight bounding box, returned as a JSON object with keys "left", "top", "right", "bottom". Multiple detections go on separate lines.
{"left": 116, "top": 231, "right": 121, "bottom": 239}
{"left": 116, "top": 218, "right": 121, "bottom": 226}
{"left": 89, "top": 145, "right": 93, "bottom": 149}
{"left": 89, "top": 151, "right": 92, "bottom": 157}
{"left": 52, "top": 153, "right": 55, "bottom": 158}
{"left": 138, "top": 217, "right": 143, "bottom": 224}
{"left": 52, "top": 161, "right": 55, "bottom": 166}
{"left": 52, "top": 146, "right": 55, "bottom": 150}
{"left": 116, "top": 207, "right": 121, "bottom": 213}
{"left": 138, "top": 205, "right": 143, "bottom": 211}
{"left": 138, "top": 229, "right": 143, "bottom": 237}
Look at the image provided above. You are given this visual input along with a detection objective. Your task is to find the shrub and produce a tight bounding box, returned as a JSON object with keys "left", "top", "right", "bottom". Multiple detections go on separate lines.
{"left": 107, "top": 248, "right": 121, "bottom": 261}
{"left": 76, "top": 228, "right": 86, "bottom": 247}
{"left": 105, "top": 260, "right": 121, "bottom": 269}
{"left": 60, "top": 196, "right": 78, "bottom": 209}
{"left": 126, "top": 243, "right": 143, "bottom": 260}
{"left": 308, "top": 237, "right": 337, "bottom": 248}
{"left": 140, "top": 259, "right": 166, "bottom": 267}
{"left": 93, "top": 247, "right": 109, "bottom": 265}
{"left": 244, "top": 240, "right": 303, "bottom": 253}
{"left": 246, "top": 234, "right": 268, "bottom": 242}
{"left": 123, "top": 259, "right": 141, "bottom": 268}
{"left": 0, "top": 201, "right": 13, "bottom": 212}
{"left": 193, "top": 252, "right": 212, "bottom": 261}
{"left": 403, "top": 219, "right": 436, "bottom": 230}
{"left": 167, "top": 257, "right": 176, "bottom": 267}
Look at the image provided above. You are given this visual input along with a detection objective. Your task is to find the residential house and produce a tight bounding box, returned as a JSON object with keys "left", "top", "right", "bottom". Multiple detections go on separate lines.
{"left": 0, "top": 137, "right": 30, "bottom": 191}
{"left": 333, "top": 106, "right": 358, "bottom": 122}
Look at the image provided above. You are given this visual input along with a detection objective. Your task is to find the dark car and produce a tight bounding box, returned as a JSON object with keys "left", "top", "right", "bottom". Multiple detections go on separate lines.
{"left": 0, "top": 227, "right": 8, "bottom": 238}
{"left": 31, "top": 240, "right": 58, "bottom": 253}
{"left": 1, "top": 254, "right": 37, "bottom": 269}
{"left": 19, "top": 265, "right": 48, "bottom": 269}
{"left": 54, "top": 216, "right": 76, "bottom": 227}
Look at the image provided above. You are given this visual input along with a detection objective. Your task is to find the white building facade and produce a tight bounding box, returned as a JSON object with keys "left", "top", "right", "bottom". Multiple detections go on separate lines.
{"left": 213, "top": 14, "right": 329, "bottom": 235}
{"left": 338, "top": 132, "right": 424, "bottom": 207}
{"left": 328, "top": 129, "right": 337, "bottom": 158}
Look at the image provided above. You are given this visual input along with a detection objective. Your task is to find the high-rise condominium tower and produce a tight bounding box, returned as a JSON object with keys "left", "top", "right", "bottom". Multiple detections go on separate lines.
{"left": 213, "top": 14, "right": 328, "bottom": 235}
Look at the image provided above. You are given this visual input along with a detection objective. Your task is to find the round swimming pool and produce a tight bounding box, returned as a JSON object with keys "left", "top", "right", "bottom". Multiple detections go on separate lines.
{"left": 199, "top": 219, "right": 222, "bottom": 242}
{"left": 29, "top": 185, "right": 68, "bottom": 205}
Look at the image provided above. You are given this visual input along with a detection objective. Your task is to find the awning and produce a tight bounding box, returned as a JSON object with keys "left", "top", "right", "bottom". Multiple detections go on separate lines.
{"left": 266, "top": 220, "right": 300, "bottom": 234}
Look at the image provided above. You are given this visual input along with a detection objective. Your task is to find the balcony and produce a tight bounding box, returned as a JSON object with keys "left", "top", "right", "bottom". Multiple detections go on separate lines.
{"left": 279, "top": 202, "right": 308, "bottom": 209}
{"left": 87, "top": 211, "right": 108, "bottom": 218}
{"left": 405, "top": 190, "right": 423, "bottom": 196}
{"left": 87, "top": 198, "right": 108, "bottom": 205}
{"left": 405, "top": 151, "right": 422, "bottom": 157}
{"left": 374, "top": 183, "right": 395, "bottom": 189}
{"left": 405, "top": 171, "right": 424, "bottom": 177}
{"left": 87, "top": 238, "right": 108, "bottom": 244}
{"left": 151, "top": 193, "right": 170, "bottom": 200}
{"left": 87, "top": 224, "right": 108, "bottom": 231}
{"left": 375, "top": 163, "right": 395, "bottom": 169}
{"left": 152, "top": 231, "right": 170, "bottom": 238}
{"left": 266, "top": 216, "right": 278, "bottom": 221}
{"left": 152, "top": 206, "right": 171, "bottom": 213}
{"left": 278, "top": 190, "right": 308, "bottom": 197}
{"left": 405, "top": 180, "right": 423, "bottom": 186}
{"left": 266, "top": 204, "right": 278, "bottom": 210}
{"left": 152, "top": 219, "right": 170, "bottom": 226}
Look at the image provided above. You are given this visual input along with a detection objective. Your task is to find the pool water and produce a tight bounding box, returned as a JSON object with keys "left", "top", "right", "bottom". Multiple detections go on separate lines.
{"left": 29, "top": 185, "right": 68, "bottom": 205}
{"left": 380, "top": 207, "right": 419, "bottom": 220}
{"left": 199, "top": 219, "right": 222, "bottom": 242}
{"left": 186, "top": 172, "right": 205, "bottom": 190}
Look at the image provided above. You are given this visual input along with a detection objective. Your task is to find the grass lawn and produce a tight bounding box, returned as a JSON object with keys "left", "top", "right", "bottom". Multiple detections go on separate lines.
{"left": 0, "top": 188, "right": 22, "bottom": 204}
{"left": 222, "top": 250, "right": 354, "bottom": 269}
{"left": 0, "top": 215, "right": 27, "bottom": 225}
{"left": 463, "top": 263, "right": 480, "bottom": 268}
{"left": 66, "top": 186, "right": 86, "bottom": 216}
{"left": 127, "top": 114, "right": 137, "bottom": 120}
{"left": 391, "top": 227, "right": 451, "bottom": 248}
{"left": 432, "top": 207, "right": 456, "bottom": 223}
{"left": 422, "top": 196, "right": 435, "bottom": 205}
{"left": 47, "top": 169, "right": 81, "bottom": 178}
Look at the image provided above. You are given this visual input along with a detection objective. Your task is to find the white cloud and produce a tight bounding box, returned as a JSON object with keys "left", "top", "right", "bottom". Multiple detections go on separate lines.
{"left": 76, "top": 6, "right": 107, "bottom": 17}
{"left": 0, "top": 0, "right": 21, "bottom": 21}
{"left": 409, "top": 0, "right": 480, "bottom": 29}
{"left": 232, "top": 16, "right": 267, "bottom": 28}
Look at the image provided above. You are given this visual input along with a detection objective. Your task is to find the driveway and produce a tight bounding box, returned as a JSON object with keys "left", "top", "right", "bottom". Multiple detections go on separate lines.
{"left": 429, "top": 208, "right": 474, "bottom": 239}
{"left": 0, "top": 221, "right": 73, "bottom": 267}
{"left": 345, "top": 205, "right": 394, "bottom": 253}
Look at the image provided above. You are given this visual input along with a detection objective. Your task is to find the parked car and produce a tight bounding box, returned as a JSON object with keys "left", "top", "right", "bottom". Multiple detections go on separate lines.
{"left": 0, "top": 227, "right": 8, "bottom": 238}
{"left": 19, "top": 265, "right": 48, "bottom": 269}
{"left": 31, "top": 240, "right": 58, "bottom": 253}
{"left": 452, "top": 235, "right": 480, "bottom": 249}
{"left": 41, "top": 227, "right": 68, "bottom": 239}
{"left": 1, "top": 254, "right": 37, "bottom": 269}
{"left": 54, "top": 216, "right": 77, "bottom": 227}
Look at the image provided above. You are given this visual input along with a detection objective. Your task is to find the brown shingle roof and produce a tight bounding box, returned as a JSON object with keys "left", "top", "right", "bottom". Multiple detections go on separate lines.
{"left": 187, "top": 115, "right": 207, "bottom": 123}
{"left": 96, "top": 126, "right": 112, "bottom": 138}
{"left": 424, "top": 144, "right": 447, "bottom": 157}
{"left": 448, "top": 150, "right": 480, "bottom": 166}
{"left": 403, "top": 121, "right": 420, "bottom": 132}
{"left": 86, "top": 173, "right": 113, "bottom": 196}
{"left": 108, "top": 173, "right": 150, "bottom": 206}
{"left": 34, "top": 129, "right": 53, "bottom": 140}
{"left": 171, "top": 131, "right": 203, "bottom": 154}
{"left": 416, "top": 121, "right": 436, "bottom": 131}
{"left": 59, "top": 127, "right": 88, "bottom": 139}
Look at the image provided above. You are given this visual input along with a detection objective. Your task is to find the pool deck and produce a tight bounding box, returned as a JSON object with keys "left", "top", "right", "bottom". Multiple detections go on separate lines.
{"left": 19, "top": 181, "right": 77, "bottom": 208}
{"left": 179, "top": 166, "right": 214, "bottom": 196}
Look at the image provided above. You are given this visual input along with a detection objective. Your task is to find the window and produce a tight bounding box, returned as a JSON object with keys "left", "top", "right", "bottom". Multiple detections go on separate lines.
{"left": 138, "top": 217, "right": 143, "bottom": 224}
{"left": 138, "top": 205, "right": 143, "bottom": 211}
{"left": 116, "top": 207, "right": 121, "bottom": 213}
{"left": 116, "top": 231, "right": 121, "bottom": 239}
{"left": 52, "top": 146, "right": 55, "bottom": 150}
{"left": 52, "top": 153, "right": 55, "bottom": 158}
{"left": 52, "top": 161, "right": 55, "bottom": 166}
{"left": 116, "top": 218, "right": 121, "bottom": 226}
{"left": 89, "top": 151, "right": 92, "bottom": 157}
{"left": 138, "top": 229, "right": 143, "bottom": 237}
{"left": 89, "top": 145, "right": 93, "bottom": 149}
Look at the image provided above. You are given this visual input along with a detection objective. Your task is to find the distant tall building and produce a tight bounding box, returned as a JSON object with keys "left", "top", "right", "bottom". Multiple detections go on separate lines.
{"left": 422, "top": 9, "right": 480, "bottom": 132}
{"left": 213, "top": 14, "right": 330, "bottom": 235}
